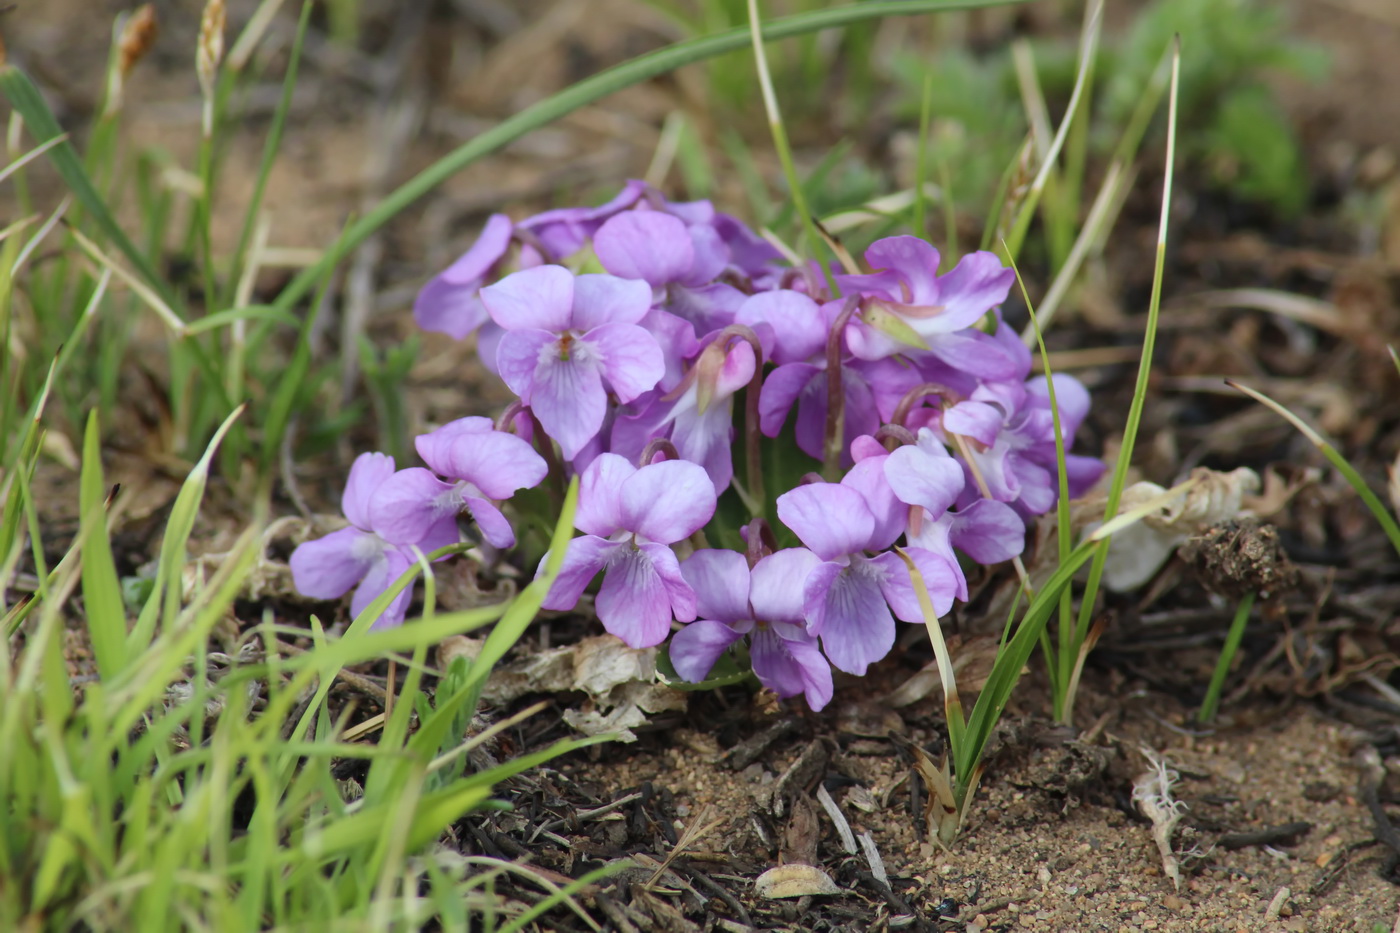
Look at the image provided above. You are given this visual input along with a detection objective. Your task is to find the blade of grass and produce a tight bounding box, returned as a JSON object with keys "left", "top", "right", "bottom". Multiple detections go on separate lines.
{"left": 1230, "top": 379, "right": 1400, "bottom": 557}
{"left": 269, "top": 0, "right": 1029, "bottom": 317}
{"left": 1198, "top": 591, "right": 1254, "bottom": 723}
{"left": 1068, "top": 36, "right": 1182, "bottom": 725}
{"left": 78, "top": 409, "right": 126, "bottom": 680}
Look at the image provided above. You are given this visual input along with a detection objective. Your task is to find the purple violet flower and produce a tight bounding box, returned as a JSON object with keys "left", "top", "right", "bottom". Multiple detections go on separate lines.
{"left": 290, "top": 453, "right": 456, "bottom": 629}
{"left": 369, "top": 417, "right": 547, "bottom": 551}
{"left": 612, "top": 334, "right": 757, "bottom": 494}
{"left": 482, "top": 266, "right": 664, "bottom": 460}
{"left": 932, "top": 372, "right": 1103, "bottom": 518}
{"left": 541, "top": 454, "right": 718, "bottom": 648}
{"left": 671, "top": 548, "right": 833, "bottom": 710}
{"left": 876, "top": 428, "right": 1025, "bottom": 599}
{"left": 413, "top": 214, "right": 513, "bottom": 340}
{"left": 837, "top": 236, "right": 1022, "bottom": 380}
{"left": 594, "top": 210, "right": 745, "bottom": 338}
{"left": 517, "top": 180, "right": 714, "bottom": 266}
{"left": 776, "top": 481, "right": 960, "bottom": 675}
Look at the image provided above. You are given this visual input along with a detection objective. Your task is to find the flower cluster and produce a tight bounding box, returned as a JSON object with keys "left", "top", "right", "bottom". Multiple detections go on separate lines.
{"left": 292, "top": 181, "right": 1103, "bottom": 708}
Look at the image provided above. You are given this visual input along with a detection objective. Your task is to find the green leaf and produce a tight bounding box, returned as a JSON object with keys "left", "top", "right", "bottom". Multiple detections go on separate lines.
{"left": 78, "top": 411, "right": 126, "bottom": 680}
{"left": 656, "top": 642, "right": 753, "bottom": 691}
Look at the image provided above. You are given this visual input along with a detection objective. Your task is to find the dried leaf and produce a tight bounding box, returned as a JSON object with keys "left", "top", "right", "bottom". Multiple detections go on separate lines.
{"left": 477, "top": 635, "right": 685, "bottom": 741}
{"left": 910, "top": 745, "right": 959, "bottom": 848}
{"left": 1077, "top": 467, "right": 1263, "bottom": 592}
{"left": 753, "top": 864, "right": 841, "bottom": 899}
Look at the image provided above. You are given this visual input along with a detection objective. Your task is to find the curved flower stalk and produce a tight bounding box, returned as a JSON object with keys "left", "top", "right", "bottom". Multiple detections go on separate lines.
{"left": 540, "top": 454, "right": 717, "bottom": 648}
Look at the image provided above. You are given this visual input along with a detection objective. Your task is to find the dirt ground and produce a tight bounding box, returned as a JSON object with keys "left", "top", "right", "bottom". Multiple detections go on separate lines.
{"left": 7, "top": 0, "right": 1400, "bottom": 930}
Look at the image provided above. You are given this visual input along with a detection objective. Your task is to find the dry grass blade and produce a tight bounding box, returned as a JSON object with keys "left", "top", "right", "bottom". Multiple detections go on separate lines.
{"left": 646, "top": 805, "right": 727, "bottom": 888}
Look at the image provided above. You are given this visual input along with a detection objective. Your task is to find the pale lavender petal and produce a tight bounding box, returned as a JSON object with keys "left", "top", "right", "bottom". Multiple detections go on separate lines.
{"left": 926, "top": 329, "right": 1023, "bottom": 382}
{"left": 777, "top": 483, "right": 876, "bottom": 561}
{"left": 570, "top": 273, "right": 655, "bottom": 330}
{"left": 758, "top": 362, "right": 819, "bottom": 437}
{"left": 942, "top": 400, "right": 1005, "bottom": 447}
{"left": 352, "top": 546, "right": 415, "bottom": 628}
{"left": 414, "top": 417, "right": 493, "bottom": 476}
{"left": 991, "top": 314, "right": 1033, "bottom": 379}
{"left": 934, "top": 250, "right": 1015, "bottom": 328}
{"left": 750, "top": 626, "right": 833, "bottom": 710}
{"left": 1027, "top": 372, "right": 1092, "bottom": 437}
{"left": 585, "top": 322, "right": 665, "bottom": 403}
{"left": 609, "top": 392, "right": 669, "bottom": 465}
{"left": 495, "top": 329, "right": 555, "bottom": 400}
{"left": 840, "top": 453, "right": 904, "bottom": 551}
{"left": 540, "top": 535, "right": 623, "bottom": 611}
{"left": 463, "top": 495, "right": 515, "bottom": 549}
{"left": 871, "top": 547, "right": 959, "bottom": 621}
{"left": 969, "top": 436, "right": 1018, "bottom": 503}
{"left": 414, "top": 281, "right": 490, "bottom": 340}
{"left": 341, "top": 452, "right": 395, "bottom": 530}
{"left": 597, "top": 545, "right": 676, "bottom": 647}
{"left": 683, "top": 223, "right": 729, "bottom": 285}
{"left": 884, "top": 443, "right": 966, "bottom": 517}
{"left": 529, "top": 354, "right": 608, "bottom": 461}
{"left": 665, "top": 282, "right": 745, "bottom": 337}
{"left": 438, "top": 429, "right": 548, "bottom": 499}
{"left": 290, "top": 527, "right": 377, "bottom": 599}
{"left": 670, "top": 402, "right": 735, "bottom": 494}
{"left": 906, "top": 512, "right": 966, "bottom": 602}
{"left": 369, "top": 467, "right": 457, "bottom": 546}
{"left": 669, "top": 619, "right": 745, "bottom": 682}
{"left": 679, "top": 548, "right": 750, "bottom": 624}
{"left": 480, "top": 265, "right": 574, "bottom": 332}
{"left": 842, "top": 319, "right": 904, "bottom": 362}
{"left": 863, "top": 236, "right": 941, "bottom": 303}
{"left": 640, "top": 309, "right": 700, "bottom": 393}
{"left": 736, "top": 289, "right": 826, "bottom": 365}
{"left": 641, "top": 541, "right": 697, "bottom": 623}
{"left": 714, "top": 212, "right": 783, "bottom": 279}
{"left": 620, "top": 459, "right": 716, "bottom": 543}
{"left": 1063, "top": 453, "right": 1106, "bottom": 498}
{"left": 1010, "top": 459, "right": 1057, "bottom": 515}
{"left": 470, "top": 323, "right": 503, "bottom": 378}
{"left": 575, "top": 452, "right": 635, "bottom": 537}
{"left": 594, "top": 212, "right": 694, "bottom": 286}
{"left": 440, "top": 214, "right": 513, "bottom": 285}
{"left": 947, "top": 499, "right": 1025, "bottom": 563}
{"left": 808, "top": 563, "right": 896, "bottom": 675}
{"left": 749, "top": 548, "right": 822, "bottom": 623}
{"left": 413, "top": 214, "right": 513, "bottom": 338}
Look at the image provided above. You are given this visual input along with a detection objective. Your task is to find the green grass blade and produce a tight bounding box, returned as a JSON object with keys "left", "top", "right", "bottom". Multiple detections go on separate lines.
{"left": 1198, "top": 591, "right": 1255, "bottom": 724}
{"left": 269, "top": 0, "right": 1028, "bottom": 316}
{"left": 0, "top": 65, "right": 175, "bottom": 309}
{"left": 1230, "top": 379, "right": 1400, "bottom": 557}
{"left": 222, "top": 0, "right": 312, "bottom": 312}
{"left": 78, "top": 411, "right": 126, "bottom": 680}
{"left": 1071, "top": 37, "right": 1182, "bottom": 697}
